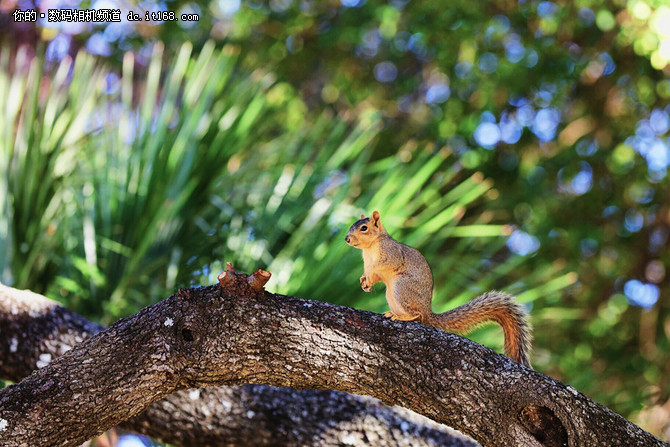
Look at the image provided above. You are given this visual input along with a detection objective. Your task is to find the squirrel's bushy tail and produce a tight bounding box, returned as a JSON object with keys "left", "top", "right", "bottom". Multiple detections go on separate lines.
{"left": 426, "top": 291, "right": 532, "bottom": 367}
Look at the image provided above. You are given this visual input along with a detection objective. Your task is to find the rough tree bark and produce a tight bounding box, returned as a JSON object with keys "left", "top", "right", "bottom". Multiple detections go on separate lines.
{"left": 0, "top": 283, "right": 475, "bottom": 447}
{"left": 0, "top": 266, "right": 667, "bottom": 447}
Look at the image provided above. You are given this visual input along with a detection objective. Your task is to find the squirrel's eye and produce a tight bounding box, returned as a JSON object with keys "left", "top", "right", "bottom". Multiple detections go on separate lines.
{"left": 360, "top": 225, "right": 368, "bottom": 231}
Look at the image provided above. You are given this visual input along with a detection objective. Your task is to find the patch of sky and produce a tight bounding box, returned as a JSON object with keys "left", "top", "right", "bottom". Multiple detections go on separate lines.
{"left": 584, "top": 52, "right": 617, "bottom": 79}
{"left": 58, "top": 19, "right": 88, "bottom": 35}
{"left": 649, "top": 109, "right": 670, "bottom": 135}
{"left": 598, "top": 52, "right": 616, "bottom": 75}
{"left": 474, "top": 116, "right": 501, "bottom": 149}
{"left": 629, "top": 115, "right": 670, "bottom": 176}
{"left": 499, "top": 112, "right": 523, "bottom": 144}
{"left": 217, "top": 0, "right": 241, "bottom": 12}
{"left": 103, "top": 72, "right": 119, "bottom": 95}
{"left": 531, "top": 108, "right": 559, "bottom": 142}
{"left": 534, "top": 89, "right": 553, "bottom": 107}
{"left": 507, "top": 229, "right": 540, "bottom": 256}
{"left": 646, "top": 140, "right": 670, "bottom": 174}
{"left": 86, "top": 33, "right": 112, "bottom": 56}
{"left": 504, "top": 34, "right": 525, "bottom": 63}
{"left": 537, "top": 1, "right": 558, "bottom": 18}
{"left": 425, "top": 83, "right": 450, "bottom": 104}
{"left": 509, "top": 97, "right": 527, "bottom": 107}
{"left": 104, "top": 22, "right": 134, "bottom": 42}
{"left": 636, "top": 120, "right": 655, "bottom": 139}
{"left": 624, "top": 209, "right": 644, "bottom": 233}
{"left": 46, "top": 34, "right": 70, "bottom": 62}
{"left": 91, "top": 0, "right": 118, "bottom": 7}
{"left": 558, "top": 161, "right": 592, "bottom": 195}
{"left": 408, "top": 33, "right": 426, "bottom": 55}
{"left": 341, "top": 0, "right": 365, "bottom": 7}
{"left": 571, "top": 162, "right": 593, "bottom": 195}
{"left": 480, "top": 111, "right": 496, "bottom": 123}
{"left": 117, "top": 435, "right": 149, "bottom": 447}
{"left": 624, "top": 280, "right": 658, "bottom": 309}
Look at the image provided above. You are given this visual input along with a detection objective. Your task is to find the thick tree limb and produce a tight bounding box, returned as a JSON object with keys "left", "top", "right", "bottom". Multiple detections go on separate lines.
{"left": 0, "top": 268, "right": 667, "bottom": 447}
{"left": 0, "top": 283, "right": 475, "bottom": 447}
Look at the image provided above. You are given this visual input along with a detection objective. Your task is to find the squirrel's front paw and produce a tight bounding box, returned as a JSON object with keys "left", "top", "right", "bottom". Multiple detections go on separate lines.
{"left": 360, "top": 275, "right": 373, "bottom": 292}
{"left": 383, "top": 311, "right": 394, "bottom": 318}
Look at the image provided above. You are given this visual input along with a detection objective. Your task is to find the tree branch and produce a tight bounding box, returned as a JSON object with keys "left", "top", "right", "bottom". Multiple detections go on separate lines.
{"left": 0, "top": 267, "right": 667, "bottom": 447}
{"left": 0, "top": 283, "right": 475, "bottom": 447}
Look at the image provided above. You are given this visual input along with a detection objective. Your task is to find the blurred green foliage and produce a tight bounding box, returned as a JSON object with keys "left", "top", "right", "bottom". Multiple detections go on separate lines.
{"left": 1, "top": 0, "right": 670, "bottom": 441}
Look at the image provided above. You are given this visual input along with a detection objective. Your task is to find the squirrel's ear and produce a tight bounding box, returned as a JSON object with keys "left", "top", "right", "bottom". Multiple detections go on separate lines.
{"left": 371, "top": 210, "right": 385, "bottom": 232}
{"left": 371, "top": 210, "right": 381, "bottom": 227}
{"left": 360, "top": 214, "right": 365, "bottom": 219}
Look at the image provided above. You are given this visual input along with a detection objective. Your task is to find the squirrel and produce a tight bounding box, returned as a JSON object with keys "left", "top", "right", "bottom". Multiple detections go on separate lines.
{"left": 345, "top": 210, "right": 532, "bottom": 367}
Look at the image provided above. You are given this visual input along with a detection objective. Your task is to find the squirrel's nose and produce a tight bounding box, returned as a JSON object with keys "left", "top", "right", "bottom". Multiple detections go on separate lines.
{"left": 345, "top": 235, "right": 351, "bottom": 244}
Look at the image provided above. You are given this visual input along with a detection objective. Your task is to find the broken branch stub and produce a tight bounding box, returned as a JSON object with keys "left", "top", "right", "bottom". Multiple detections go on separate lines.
{"left": 217, "top": 262, "right": 271, "bottom": 294}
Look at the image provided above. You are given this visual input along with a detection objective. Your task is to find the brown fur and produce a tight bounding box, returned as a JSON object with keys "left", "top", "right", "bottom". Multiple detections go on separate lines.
{"left": 346, "top": 211, "right": 532, "bottom": 367}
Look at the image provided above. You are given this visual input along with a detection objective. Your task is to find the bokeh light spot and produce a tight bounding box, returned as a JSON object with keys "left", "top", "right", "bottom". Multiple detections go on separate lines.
{"left": 425, "top": 83, "right": 450, "bottom": 104}
{"left": 507, "top": 230, "right": 540, "bottom": 256}
{"left": 374, "top": 61, "right": 398, "bottom": 83}
{"left": 531, "top": 108, "right": 560, "bottom": 142}
{"left": 623, "top": 280, "right": 658, "bottom": 309}
{"left": 474, "top": 122, "right": 501, "bottom": 149}
{"left": 218, "top": 0, "right": 240, "bottom": 15}
{"left": 478, "top": 52, "right": 499, "bottom": 74}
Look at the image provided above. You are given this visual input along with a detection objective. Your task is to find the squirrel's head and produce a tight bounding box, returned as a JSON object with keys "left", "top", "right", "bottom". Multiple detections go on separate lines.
{"left": 345, "top": 210, "right": 386, "bottom": 249}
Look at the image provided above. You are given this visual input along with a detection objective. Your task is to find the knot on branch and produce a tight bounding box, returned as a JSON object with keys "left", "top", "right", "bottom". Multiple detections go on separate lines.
{"left": 217, "top": 262, "right": 271, "bottom": 296}
{"left": 518, "top": 405, "right": 568, "bottom": 447}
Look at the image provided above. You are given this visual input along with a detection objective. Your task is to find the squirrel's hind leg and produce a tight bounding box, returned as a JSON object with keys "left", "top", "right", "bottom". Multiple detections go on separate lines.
{"left": 383, "top": 311, "right": 420, "bottom": 321}
{"left": 391, "top": 313, "right": 421, "bottom": 322}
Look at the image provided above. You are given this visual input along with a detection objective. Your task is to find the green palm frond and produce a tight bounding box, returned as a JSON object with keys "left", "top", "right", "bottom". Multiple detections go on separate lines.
{"left": 74, "top": 42, "right": 280, "bottom": 320}
{"left": 0, "top": 46, "right": 99, "bottom": 290}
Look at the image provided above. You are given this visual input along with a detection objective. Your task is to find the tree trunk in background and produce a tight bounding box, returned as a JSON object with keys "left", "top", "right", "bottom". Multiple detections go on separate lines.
{"left": 0, "top": 267, "right": 667, "bottom": 447}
